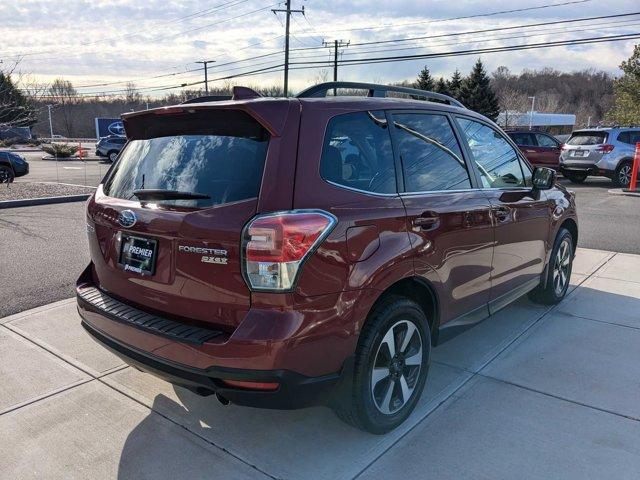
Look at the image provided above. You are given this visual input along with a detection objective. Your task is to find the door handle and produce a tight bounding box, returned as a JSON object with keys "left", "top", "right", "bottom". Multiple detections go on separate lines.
{"left": 413, "top": 213, "right": 440, "bottom": 230}
{"left": 492, "top": 206, "right": 510, "bottom": 221}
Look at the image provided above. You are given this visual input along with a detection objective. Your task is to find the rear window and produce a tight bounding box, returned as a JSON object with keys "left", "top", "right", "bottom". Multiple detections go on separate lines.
{"left": 566, "top": 131, "right": 607, "bottom": 146}
{"left": 104, "top": 111, "right": 268, "bottom": 208}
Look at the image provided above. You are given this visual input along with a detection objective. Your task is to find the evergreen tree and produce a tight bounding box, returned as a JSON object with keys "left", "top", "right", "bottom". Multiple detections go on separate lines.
{"left": 459, "top": 59, "right": 500, "bottom": 120}
{"left": 0, "top": 72, "right": 37, "bottom": 127}
{"left": 434, "top": 77, "right": 449, "bottom": 95}
{"left": 607, "top": 44, "right": 640, "bottom": 125}
{"left": 415, "top": 65, "right": 435, "bottom": 91}
{"left": 447, "top": 69, "right": 463, "bottom": 100}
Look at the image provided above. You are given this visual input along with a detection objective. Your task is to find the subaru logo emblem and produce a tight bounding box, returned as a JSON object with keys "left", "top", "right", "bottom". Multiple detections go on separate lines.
{"left": 117, "top": 210, "right": 137, "bottom": 228}
{"left": 108, "top": 121, "right": 126, "bottom": 136}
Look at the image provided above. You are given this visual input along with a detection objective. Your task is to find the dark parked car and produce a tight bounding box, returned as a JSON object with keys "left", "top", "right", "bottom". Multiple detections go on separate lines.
{"left": 506, "top": 130, "right": 562, "bottom": 170}
{"left": 77, "top": 82, "right": 578, "bottom": 434}
{"left": 0, "top": 150, "right": 29, "bottom": 183}
{"left": 95, "top": 135, "right": 127, "bottom": 162}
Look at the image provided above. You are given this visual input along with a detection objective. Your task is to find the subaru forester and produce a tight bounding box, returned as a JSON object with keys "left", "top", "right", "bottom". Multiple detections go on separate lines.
{"left": 78, "top": 82, "right": 578, "bottom": 434}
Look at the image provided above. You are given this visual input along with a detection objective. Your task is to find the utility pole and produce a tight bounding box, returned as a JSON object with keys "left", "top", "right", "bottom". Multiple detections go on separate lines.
{"left": 322, "top": 39, "right": 350, "bottom": 95}
{"left": 47, "top": 104, "right": 54, "bottom": 138}
{"left": 272, "top": 1, "right": 304, "bottom": 97}
{"left": 195, "top": 60, "right": 215, "bottom": 93}
{"left": 528, "top": 96, "right": 536, "bottom": 131}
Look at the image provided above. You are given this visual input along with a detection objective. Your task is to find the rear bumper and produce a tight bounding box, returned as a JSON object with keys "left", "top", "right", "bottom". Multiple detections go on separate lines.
{"left": 81, "top": 318, "right": 346, "bottom": 409}
{"left": 560, "top": 164, "right": 611, "bottom": 177}
{"left": 76, "top": 264, "right": 356, "bottom": 409}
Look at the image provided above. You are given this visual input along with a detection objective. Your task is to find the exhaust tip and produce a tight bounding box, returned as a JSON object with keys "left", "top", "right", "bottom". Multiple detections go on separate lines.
{"left": 215, "top": 392, "right": 230, "bottom": 406}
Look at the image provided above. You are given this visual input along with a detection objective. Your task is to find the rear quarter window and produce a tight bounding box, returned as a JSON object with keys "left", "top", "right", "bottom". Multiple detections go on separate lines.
{"left": 320, "top": 111, "right": 396, "bottom": 194}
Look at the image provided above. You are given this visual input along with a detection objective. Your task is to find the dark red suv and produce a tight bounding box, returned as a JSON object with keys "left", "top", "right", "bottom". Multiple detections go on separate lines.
{"left": 506, "top": 130, "right": 563, "bottom": 170}
{"left": 77, "top": 82, "right": 578, "bottom": 434}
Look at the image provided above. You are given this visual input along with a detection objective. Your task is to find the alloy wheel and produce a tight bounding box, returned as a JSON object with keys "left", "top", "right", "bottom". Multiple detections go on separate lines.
{"left": 619, "top": 164, "right": 632, "bottom": 186}
{"left": 371, "top": 320, "right": 423, "bottom": 415}
{"left": 553, "top": 238, "right": 571, "bottom": 296}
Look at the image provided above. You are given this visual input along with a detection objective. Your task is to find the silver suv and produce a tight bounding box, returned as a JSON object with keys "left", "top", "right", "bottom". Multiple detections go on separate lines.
{"left": 559, "top": 127, "right": 640, "bottom": 187}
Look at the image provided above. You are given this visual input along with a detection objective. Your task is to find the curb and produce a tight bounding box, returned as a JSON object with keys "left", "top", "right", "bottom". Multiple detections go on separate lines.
{"left": 0, "top": 194, "right": 91, "bottom": 209}
{"left": 608, "top": 188, "right": 640, "bottom": 198}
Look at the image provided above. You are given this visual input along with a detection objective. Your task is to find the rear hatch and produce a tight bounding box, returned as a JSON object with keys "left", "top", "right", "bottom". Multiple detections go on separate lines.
{"left": 87, "top": 105, "right": 291, "bottom": 331}
{"left": 561, "top": 130, "right": 608, "bottom": 164}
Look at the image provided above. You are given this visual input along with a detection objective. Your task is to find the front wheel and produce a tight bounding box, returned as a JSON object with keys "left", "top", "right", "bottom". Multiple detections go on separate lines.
{"left": 333, "top": 296, "right": 431, "bottom": 434}
{"left": 108, "top": 151, "right": 119, "bottom": 163}
{"left": 529, "top": 228, "right": 574, "bottom": 305}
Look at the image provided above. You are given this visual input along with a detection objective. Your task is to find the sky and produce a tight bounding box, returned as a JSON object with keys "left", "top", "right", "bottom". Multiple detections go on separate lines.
{"left": 0, "top": 0, "right": 638, "bottom": 98}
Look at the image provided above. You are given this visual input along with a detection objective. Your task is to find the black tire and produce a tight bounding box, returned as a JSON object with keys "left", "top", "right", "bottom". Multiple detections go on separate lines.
{"left": 0, "top": 165, "right": 15, "bottom": 183}
{"left": 614, "top": 160, "right": 633, "bottom": 188}
{"left": 529, "top": 228, "right": 574, "bottom": 305}
{"left": 332, "top": 295, "right": 431, "bottom": 434}
{"left": 108, "top": 150, "right": 118, "bottom": 163}
{"left": 563, "top": 171, "right": 587, "bottom": 184}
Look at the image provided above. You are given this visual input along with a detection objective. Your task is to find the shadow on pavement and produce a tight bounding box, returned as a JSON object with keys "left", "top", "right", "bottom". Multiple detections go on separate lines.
{"left": 114, "top": 283, "right": 640, "bottom": 480}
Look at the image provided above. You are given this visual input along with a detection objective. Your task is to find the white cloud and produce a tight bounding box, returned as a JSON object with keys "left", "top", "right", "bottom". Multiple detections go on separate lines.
{"left": 1, "top": 0, "right": 638, "bottom": 96}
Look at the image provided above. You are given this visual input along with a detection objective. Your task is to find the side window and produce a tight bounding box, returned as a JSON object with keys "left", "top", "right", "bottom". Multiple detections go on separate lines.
{"left": 617, "top": 132, "right": 630, "bottom": 144}
{"left": 618, "top": 131, "right": 640, "bottom": 145}
{"left": 510, "top": 133, "right": 534, "bottom": 146}
{"left": 320, "top": 111, "right": 396, "bottom": 194}
{"left": 535, "top": 133, "right": 557, "bottom": 148}
{"left": 392, "top": 113, "right": 471, "bottom": 192}
{"left": 456, "top": 117, "right": 526, "bottom": 188}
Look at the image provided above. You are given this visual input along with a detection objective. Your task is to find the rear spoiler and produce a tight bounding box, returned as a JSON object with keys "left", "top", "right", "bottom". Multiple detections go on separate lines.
{"left": 122, "top": 96, "right": 295, "bottom": 138}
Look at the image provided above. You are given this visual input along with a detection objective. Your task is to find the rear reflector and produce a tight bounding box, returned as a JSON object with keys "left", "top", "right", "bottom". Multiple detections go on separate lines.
{"left": 221, "top": 380, "right": 279, "bottom": 391}
{"left": 243, "top": 210, "right": 336, "bottom": 291}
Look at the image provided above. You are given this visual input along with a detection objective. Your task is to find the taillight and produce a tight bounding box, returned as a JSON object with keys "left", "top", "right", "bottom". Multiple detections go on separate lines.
{"left": 598, "top": 144, "right": 615, "bottom": 154}
{"left": 242, "top": 210, "right": 336, "bottom": 291}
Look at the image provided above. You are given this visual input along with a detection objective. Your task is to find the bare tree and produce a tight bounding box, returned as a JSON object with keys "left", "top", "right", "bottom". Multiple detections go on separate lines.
{"left": 48, "top": 78, "right": 80, "bottom": 137}
{"left": 498, "top": 88, "right": 529, "bottom": 129}
{"left": 124, "top": 82, "right": 142, "bottom": 109}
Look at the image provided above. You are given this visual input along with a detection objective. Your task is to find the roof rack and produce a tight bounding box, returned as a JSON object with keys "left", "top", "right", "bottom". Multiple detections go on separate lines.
{"left": 296, "top": 81, "right": 465, "bottom": 108}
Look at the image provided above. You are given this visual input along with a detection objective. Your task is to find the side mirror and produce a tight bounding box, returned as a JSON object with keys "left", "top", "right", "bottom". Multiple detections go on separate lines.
{"left": 532, "top": 167, "right": 557, "bottom": 190}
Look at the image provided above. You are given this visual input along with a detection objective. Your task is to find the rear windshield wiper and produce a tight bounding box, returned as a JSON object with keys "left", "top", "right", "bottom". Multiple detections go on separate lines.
{"left": 132, "top": 189, "right": 211, "bottom": 201}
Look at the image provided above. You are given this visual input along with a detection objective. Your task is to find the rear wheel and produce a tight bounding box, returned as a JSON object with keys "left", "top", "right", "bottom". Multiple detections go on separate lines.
{"left": 563, "top": 171, "right": 587, "bottom": 184}
{"left": 0, "top": 165, "right": 15, "bottom": 183}
{"left": 332, "top": 296, "right": 431, "bottom": 434}
{"left": 615, "top": 161, "right": 633, "bottom": 188}
{"left": 529, "top": 228, "right": 573, "bottom": 305}
{"left": 108, "top": 150, "right": 118, "bottom": 163}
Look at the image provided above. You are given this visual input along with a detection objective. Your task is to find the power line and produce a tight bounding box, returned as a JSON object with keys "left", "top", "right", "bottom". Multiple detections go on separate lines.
{"left": 287, "top": 16, "right": 640, "bottom": 62}
{"left": 298, "top": 0, "right": 598, "bottom": 35}
{"left": 289, "top": 32, "right": 640, "bottom": 69}
{"left": 72, "top": 10, "right": 639, "bottom": 92}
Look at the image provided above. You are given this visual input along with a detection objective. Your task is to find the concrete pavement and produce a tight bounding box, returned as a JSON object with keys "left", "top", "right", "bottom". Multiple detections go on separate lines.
{"left": 0, "top": 202, "right": 89, "bottom": 317}
{"left": 0, "top": 248, "right": 639, "bottom": 479}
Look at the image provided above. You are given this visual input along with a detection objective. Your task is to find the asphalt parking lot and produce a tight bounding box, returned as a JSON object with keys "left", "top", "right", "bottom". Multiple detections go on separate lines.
{"left": 15, "top": 151, "right": 108, "bottom": 187}
{"left": 1, "top": 247, "right": 639, "bottom": 479}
